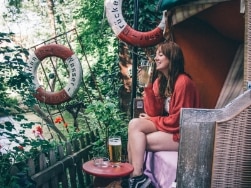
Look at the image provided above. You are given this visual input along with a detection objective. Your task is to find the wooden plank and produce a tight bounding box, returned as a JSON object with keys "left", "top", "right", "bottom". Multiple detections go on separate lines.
{"left": 83, "top": 134, "right": 92, "bottom": 186}
{"left": 244, "top": 0, "right": 251, "bottom": 90}
{"left": 66, "top": 142, "right": 77, "bottom": 188}
{"left": 90, "top": 131, "right": 95, "bottom": 142}
{"left": 39, "top": 153, "right": 50, "bottom": 188}
{"left": 86, "top": 133, "right": 91, "bottom": 145}
{"left": 215, "top": 44, "right": 244, "bottom": 108}
{"left": 177, "top": 121, "right": 215, "bottom": 188}
{"left": 49, "top": 149, "right": 59, "bottom": 188}
{"left": 32, "top": 160, "right": 66, "bottom": 187}
{"left": 27, "top": 158, "right": 35, "bottom": 176}
{"left": 58, "top": 144, "right": 68, "bottom": 188}
{"left": 76, "top": 165, "right": 85, "bottom": 188}
{"left": 80, "top": 135, "right": 86, "bottom": 149}
{"left": 31, "top": 144, "right": 92, "bottom": 186}
{"left": 73, "top": 139, "right": 85, "bottom": 187}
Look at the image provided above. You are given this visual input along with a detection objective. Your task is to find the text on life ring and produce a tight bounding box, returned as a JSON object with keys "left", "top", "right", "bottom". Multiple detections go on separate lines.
{"left": 26, "top": 44, "right": 83, "bottom": 105}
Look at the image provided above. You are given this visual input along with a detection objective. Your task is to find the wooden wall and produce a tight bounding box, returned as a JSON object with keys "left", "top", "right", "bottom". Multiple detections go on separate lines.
{"left": 173, "top": 0, "right": 244, "bottom": 108}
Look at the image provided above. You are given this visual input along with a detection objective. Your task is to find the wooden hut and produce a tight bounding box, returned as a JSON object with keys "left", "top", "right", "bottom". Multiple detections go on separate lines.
{"left": 164, "top": 1, "right": 251, "bottom": 187}
{"left": 163, "top": 0, "right": 245, "bottom": 109}
{"left": 143, "top": 1, "right": 249, "bottom": 188}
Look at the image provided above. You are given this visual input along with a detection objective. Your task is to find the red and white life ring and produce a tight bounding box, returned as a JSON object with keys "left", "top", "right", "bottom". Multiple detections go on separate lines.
{"left": 105, "top": 0, "right": 166, "bottom": 48}
{"left": 26, "top": 44, "right": 83, "bottom": 105}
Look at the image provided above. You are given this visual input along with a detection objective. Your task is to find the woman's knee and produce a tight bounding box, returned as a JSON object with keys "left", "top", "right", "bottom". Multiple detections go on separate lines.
{"left": 128, "top": 118, "right": 141, "bottom": 134}
{"left": 128, "top": 118, "right": 156, "bottom": 134}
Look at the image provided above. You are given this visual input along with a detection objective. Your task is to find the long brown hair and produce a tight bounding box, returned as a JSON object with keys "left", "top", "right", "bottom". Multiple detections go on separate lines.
{"left": 157, "top": 42, "right": 186, "bottom": 97}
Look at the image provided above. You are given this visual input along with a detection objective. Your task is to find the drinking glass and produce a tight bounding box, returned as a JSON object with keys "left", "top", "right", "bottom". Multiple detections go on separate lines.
{"left": 93, "top": 157, "right": 109, "bottom": 168}
{"left": 138, "top": 60, "right": 154, "bottom": 87}
{"left": 108, "top": 136, "right": 122, "bottom": 167}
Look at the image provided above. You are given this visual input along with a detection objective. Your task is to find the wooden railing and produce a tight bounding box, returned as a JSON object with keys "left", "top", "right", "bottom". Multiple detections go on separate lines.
{"left": 10, "top": 129, "right": 100, "bottom": 188}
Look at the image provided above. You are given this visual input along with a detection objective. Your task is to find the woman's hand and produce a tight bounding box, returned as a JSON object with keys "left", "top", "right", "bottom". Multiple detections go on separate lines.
{"left": 139, "top": 113, "right": 150, "bottom": 119}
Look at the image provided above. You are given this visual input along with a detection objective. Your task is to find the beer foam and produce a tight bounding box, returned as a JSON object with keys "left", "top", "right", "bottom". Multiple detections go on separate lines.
{"left": 109, "top": 139, "right": 121, "bottom": 145}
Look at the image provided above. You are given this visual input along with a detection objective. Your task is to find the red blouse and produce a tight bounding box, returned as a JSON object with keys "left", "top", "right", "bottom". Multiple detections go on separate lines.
{"left": 143, "top": 74, "right": 201, "bottom": 142}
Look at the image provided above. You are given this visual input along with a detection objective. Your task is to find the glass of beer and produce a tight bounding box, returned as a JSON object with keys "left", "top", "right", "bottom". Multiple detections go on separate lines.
{"left": 108, "top": 136, "right": 122, "bottom": 167}
{"left": 138, "top": 60, "right": 154, "bottom": 87}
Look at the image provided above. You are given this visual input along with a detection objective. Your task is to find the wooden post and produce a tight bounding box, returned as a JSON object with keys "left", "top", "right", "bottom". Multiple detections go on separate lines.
{"left": 244, "top": 0, "right": 251, "bottom": 90}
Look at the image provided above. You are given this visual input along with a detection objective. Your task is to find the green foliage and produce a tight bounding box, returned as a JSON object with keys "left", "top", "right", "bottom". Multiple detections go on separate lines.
{"left": 85, "top": 98, "right": 129, "bottom": 157}
{"left": 0, "top": 32, "right": 35, "bottom": 114}
{"left": 0, "top": 32, "right": 55, "bottom": 187}
{"left": 124, "top": 0, "right": 162, "bottom": 31}
{"left": 74, "top": 0, "right": 114, "bottom": 54}
{"left": 0, "top": 0, "right": 164, "bottom": 186}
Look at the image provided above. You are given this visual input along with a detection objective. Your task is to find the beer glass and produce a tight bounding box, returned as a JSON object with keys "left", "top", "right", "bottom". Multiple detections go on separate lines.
{"left": 138, "top": 60, "right": 154, "bottom": 87}
{"left": 108, "top": 136, "right": 122, "bottom": 167}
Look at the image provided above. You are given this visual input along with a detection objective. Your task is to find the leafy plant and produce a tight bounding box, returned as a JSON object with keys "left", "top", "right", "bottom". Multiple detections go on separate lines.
{"left": 85, "top": 98, "right": 129, "bottom": 158}
{"left": 0, "top": 32, "right": 55, "bottom": 187}
{"left": 0, "top": 0, "right": 164, "bottom": 186}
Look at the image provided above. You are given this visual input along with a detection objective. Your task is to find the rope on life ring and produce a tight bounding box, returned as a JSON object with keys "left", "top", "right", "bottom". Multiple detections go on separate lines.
{"left": 26, "top": 44, "right": 83, "bottom": 105}
{"left": 105, "top": 0, "right": 166, "bottom": 48}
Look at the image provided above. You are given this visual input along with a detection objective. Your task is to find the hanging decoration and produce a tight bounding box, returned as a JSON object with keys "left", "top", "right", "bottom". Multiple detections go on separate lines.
{"left": 105, "top": 0, "right": 166, "bottom": 48}
{"left": 26, "top": 44, "right": 83, "bottom": 105}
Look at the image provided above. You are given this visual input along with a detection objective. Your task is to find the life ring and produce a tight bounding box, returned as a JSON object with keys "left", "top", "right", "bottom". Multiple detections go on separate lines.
{"left": 105, "top": 0, "right": 165, "bottom": 48}
{"left": 26, "top": 44, "right": 83, "bottom": 105}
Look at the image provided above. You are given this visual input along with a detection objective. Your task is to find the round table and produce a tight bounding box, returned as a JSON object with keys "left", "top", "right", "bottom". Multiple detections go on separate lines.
{"left": 82, "top": 160, "right": 133, "bottom": 178}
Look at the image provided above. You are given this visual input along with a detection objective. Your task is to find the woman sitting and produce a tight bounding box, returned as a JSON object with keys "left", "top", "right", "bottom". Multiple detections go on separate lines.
{"left": 127, "top": 41, "right": 201, "bottom": 188}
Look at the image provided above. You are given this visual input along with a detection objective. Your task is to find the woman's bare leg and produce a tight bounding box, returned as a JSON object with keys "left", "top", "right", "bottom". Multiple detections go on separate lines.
{"left": 146, "top": 131, "right": 179, "bottom": 151}
{"left": 128, "top": 118, "right": 179, "bottom": 177}
{"left": 128, "top": 118, "right": 157, "bottom": 177}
